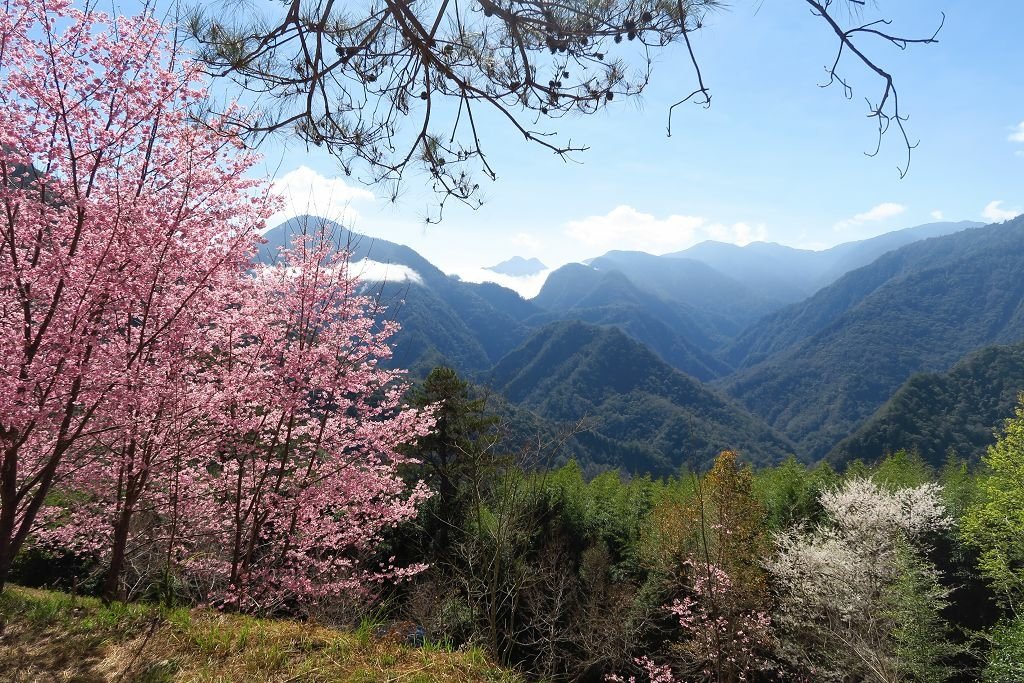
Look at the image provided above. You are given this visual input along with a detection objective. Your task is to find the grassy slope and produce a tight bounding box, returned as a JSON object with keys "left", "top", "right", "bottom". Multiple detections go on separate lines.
{"left": 0, "top": 586, "right": 521, "bottom": 683}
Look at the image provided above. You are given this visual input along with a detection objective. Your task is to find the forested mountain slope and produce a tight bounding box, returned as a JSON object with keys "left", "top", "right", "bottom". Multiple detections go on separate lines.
{"left": 587, "top": 251, "right": 779, "bottom": 334}
{"left": 721, "top": 218, "right": 1024, "bottom": 460}
{"left": 490, "top": 320, "right": 794, "bottom": 473}
{"left": 532, "top": 263, "right": 724, "bottom": 349}
{"left": 811, "top": 220, "right": 983, "bottom": 289}
{"left": 528, "top": 267, "right": 729, "bottom": 380}
{"left": 829, "top": 342, "right": 1024, "bottom": 467}
{"left": 260, "top": 216, "right": 540, "bottom": 375}
{"left": 721, "top": 246, "right": 929, "bottom": 369}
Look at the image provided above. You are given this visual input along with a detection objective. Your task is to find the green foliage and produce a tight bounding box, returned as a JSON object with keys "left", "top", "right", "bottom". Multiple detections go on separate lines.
{"left": 408, "top": 366, "right": 503, "bottom": 496}
{"left": 962, "top": 396, "right": 1024, "bottom": 608}
{"left": 753, "top": 456, "right": 838, "bottom": 529}
{"left": 873, "top": 449, "right": 936, "bottom": 489}
{"left": 698, "top": 452, "right": 771, "bottom": 597}
{"left": 938, "top": 453, "right": 980, "bottom": 520}
{"left": 983, "top": 617, "right": 1024, "bottom": 683}
{"left": 886, "top": 542, "right": 958, "bottom": 682}
{"left": 9, "top": 542, "right": 101, "bottom": 595}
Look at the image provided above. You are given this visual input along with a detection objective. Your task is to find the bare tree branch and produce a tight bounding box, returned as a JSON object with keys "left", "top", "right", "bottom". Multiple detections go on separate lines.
{"left": 187, "top": 0, "right": 943, "bottom": 218}
{"left": 806, "top": 0, "right": 943, "bottom": 178}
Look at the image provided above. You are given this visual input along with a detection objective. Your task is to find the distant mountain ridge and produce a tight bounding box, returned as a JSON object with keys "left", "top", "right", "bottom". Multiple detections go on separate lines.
{"left": 720, "top": 217, "right": 1024, "bottom": 460}
{"left": 587, "top": 251, "right": 781, "bottom": 334}
{"left": 667, "top": 221, "right": 983, "bottom": 305}
{"left": 485, "top": 256, "right": 547, "bottom": 277}
{"left": 530, "top": 221, "right": 984, "bottom": 377}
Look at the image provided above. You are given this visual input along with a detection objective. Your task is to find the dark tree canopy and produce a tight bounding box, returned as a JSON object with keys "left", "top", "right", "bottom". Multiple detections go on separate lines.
{"left": 188, "top": 0, "right": 942, "bottom": 218}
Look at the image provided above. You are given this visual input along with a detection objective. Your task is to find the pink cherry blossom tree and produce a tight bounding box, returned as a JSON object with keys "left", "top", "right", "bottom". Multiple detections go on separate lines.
{"left": 36, "top": 332, "right": 230, "bottom": 601}
{"left": 178, "top": 223, "right": 435, "bottom": 612}
{"left": 0, "top": 0, "right": 268, "bottom": 591}
{"left": 666, "top": 561, "right": 774, "bottom": 682}
{"left": 37, "top": 221, "right": 435, "bottom": 611}
{"left": 4, "top": 1, "right": 437, "bottom": 606}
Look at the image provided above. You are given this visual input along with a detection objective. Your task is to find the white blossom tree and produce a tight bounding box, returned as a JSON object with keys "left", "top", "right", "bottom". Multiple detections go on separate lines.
{"left": 766, "top": 478, "right": 956, "bottom": 683}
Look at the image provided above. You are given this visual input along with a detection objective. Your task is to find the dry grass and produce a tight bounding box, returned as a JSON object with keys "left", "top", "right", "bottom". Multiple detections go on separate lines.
{"left": 0, "top": 586, "right": 521, "bottom": 683}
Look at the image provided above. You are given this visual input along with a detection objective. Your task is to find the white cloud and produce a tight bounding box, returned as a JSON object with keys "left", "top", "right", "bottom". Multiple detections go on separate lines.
{"left": 1009, "top": 121, "right": 1024, "bottom": 143}
{"left": 834, "top": 202, "right": 906, "bottom": 231}
{"left": 982, "top": 200, "right": 1022, "bottom": 222}
{"left": 511, "top": 232, "right": 542, "bottom": 251}
{"left": 450, "top": 266, "right": 553, "bottom": 298}
{"left": 564, "top": 204, "right": 766, "bottom": 253}
{"left": 351, "top": 258, "right": 423, "bottom": 285}
{"left": 267, "top": 166, "right": 375, "bottom": 228}
{"left": 930, "top": 210, "right": 944, "bottom": 221}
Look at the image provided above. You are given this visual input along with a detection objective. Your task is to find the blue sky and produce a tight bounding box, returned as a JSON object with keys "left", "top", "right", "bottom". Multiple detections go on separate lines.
{"left": 137, "top": 0, "right": 1024, "bottom": 294}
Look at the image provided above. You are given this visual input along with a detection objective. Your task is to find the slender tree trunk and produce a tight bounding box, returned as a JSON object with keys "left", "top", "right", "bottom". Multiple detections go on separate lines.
{"left": 0, "top": 441, "right": 65, "bottom": 593}
{"left": 104, "top": 440, "right": 149, "bottom": 603}
{"left": 103, "top": 485, "right": 139, "bottom": 602}
{"left": 0, "top": 502, "right": 16, "bottom": 593}
{"left": 103, "top": 508, "right": 131, "bottom": 602}
{"left": 0, "top": 443, "right": 15, "bottom": 592}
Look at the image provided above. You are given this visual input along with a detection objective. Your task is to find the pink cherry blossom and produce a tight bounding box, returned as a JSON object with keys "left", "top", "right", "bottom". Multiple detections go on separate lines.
{"left": 3, "top": 1, "right": 433, "bottom": 609}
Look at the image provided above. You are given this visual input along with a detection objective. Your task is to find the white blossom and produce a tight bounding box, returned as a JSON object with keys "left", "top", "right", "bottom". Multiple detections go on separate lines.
{"left": 766, "top": 478, "right": 953, "bottom": 683}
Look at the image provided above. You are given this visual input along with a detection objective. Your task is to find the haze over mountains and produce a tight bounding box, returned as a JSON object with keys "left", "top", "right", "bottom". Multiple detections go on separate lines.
{"left": 260, "top": 215, "right": 1023, "bottom": 472}
{"left": 667, "top": 220, "right": 983, "bottom": 304}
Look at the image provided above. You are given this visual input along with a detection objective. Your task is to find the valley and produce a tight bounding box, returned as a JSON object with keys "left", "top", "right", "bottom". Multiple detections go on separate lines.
{"left": 262, "top": 215, "right": 1021, "bottom": 472}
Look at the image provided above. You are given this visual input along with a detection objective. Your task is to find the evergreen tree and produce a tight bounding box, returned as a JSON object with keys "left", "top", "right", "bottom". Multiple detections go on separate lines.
{"left": 400, "top": 367, "right": 504, "bottom": 567}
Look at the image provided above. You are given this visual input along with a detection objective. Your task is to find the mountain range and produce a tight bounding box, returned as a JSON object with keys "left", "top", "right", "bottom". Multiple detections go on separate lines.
{"left": 668, "top": 220, "right": 982, "bottom": 305}
{"left": 258, "top": 215, "right": 1024, "bottom": 472}
{"left": 721, "top": 219, "right": 1024, "bottom": 459}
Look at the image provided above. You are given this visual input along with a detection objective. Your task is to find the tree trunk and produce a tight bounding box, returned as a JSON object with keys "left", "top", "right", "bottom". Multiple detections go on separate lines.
{"left": 0, "top": 506, "right": 16, "bottom": 593}
{"left": 103, "top": 444, "right": 148, "bottom": 603}
{"left": 102, "top": 501, "right": 135, "bottom": 602}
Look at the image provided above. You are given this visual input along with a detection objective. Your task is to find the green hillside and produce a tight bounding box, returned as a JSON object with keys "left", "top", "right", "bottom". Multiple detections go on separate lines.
{"left": 490, "top": 320, "right": 794, "bottom": 473}
{"left": 722, "top": 218, "right": 1024, "bottom": 460}
{"left": 0, "top": 586, "right": 519, "bottom": 682}
{"left": 829, "top": 342, "right": 1024, "bottom": 466}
